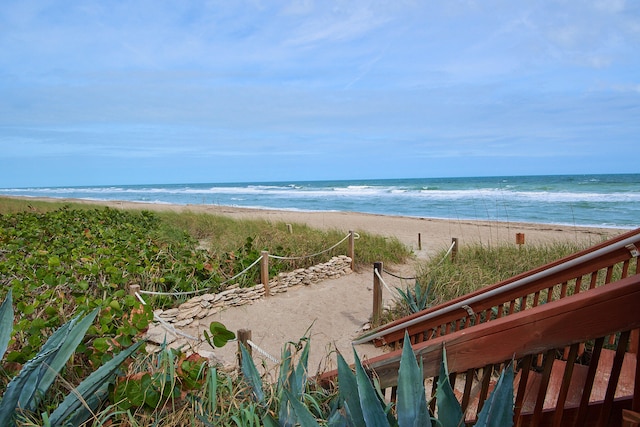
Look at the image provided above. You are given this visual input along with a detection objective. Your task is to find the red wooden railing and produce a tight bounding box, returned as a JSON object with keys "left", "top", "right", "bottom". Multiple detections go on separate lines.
{"left": 354, "top": 228, "right": 640, "bottom": 350}
{"left": 319, "top": 228, "right": 640, "bottom": 426}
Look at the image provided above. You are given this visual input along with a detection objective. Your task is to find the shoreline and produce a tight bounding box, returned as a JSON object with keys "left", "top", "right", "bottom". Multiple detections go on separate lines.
{"left": 4, "top": 195, "right": 628, "bottom": 256}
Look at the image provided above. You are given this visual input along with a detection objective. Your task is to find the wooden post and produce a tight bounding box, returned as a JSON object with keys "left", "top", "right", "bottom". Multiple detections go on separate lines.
{"left": 286, "top": 223, "right": 293, "bottom": 234}
{"left": 237, "top": 328, "right": 252, "bottom": 367}
{"left": 516, "top": 233, "right": 525, "bottom": 246}
{"left": 418, "top": 233, "right": 422, "bottom": 250}
{"left": 349, "top": 230, "right": 355, "bottom": 271}
{"left": 261, "top": 251, "right": 270, "bottom": 297}
{"left": 128, "top": 284, "right": 140, "bottom": 296}
{"left": 451, "top": 238, "right": 458, "bottom": 262}
{"left": 373, "top": 262, "right": 383, "bottom": 325}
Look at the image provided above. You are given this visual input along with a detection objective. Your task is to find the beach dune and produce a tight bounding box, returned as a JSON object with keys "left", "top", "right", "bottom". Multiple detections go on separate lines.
{"left": 12, "top": 197, "right": 627, "bottom": 374}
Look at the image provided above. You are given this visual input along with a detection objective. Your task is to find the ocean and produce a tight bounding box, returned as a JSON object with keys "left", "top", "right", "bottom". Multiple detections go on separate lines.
{"left": 1, "top": 174, "right": 639, "bottom": 229}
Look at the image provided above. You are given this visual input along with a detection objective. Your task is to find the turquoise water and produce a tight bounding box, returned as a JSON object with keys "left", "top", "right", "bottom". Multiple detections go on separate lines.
{"left": 1, "top": 174, "right": 639, "bottom": 229}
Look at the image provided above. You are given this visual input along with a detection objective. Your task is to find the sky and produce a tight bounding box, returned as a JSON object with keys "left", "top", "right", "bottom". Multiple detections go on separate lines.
{"left": 1, "top": 1, "right": 639, "bottom": 188}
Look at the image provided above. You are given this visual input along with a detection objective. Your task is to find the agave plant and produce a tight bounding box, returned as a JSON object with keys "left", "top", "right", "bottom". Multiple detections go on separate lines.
{"left": 239, "top": 330, "right": 514, "bottom": 426}
{"left": 0, "top": 291, "right": 143, "bottom": 427}
{"left": 396, "top": 281, "right": 433, "bottom": 314}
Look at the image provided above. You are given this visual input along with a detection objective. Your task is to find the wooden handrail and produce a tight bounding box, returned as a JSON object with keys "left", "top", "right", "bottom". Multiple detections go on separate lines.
{"left": 355, "top": 228, "right": 640, "bottom": 347}
{"left": 320, "top": 274, "right": 640, "bottom": 391}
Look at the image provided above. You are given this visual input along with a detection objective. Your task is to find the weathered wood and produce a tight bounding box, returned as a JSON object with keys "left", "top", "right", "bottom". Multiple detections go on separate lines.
{"left": 237, "top": 328, "right": 252, "bottom": 367}
{"left": 349, "top": 230, "right": 355, "bottom": 271}
{"left": 451, "top": 237, "right": 458, "bottom": 262}
{"left": 261, "top": 250, "right": 270, "bottom": 297}
{"left": 364, "top": 274, "right": 640, "bottom": 389}
{"left": 370, "top": 229, "right": 640, "bottom": 348}
{"left": 128, "top": 284, "right": 140, "bottom": 296}
{"left": 373, "top": 262, "right": 383, "bottom": 325}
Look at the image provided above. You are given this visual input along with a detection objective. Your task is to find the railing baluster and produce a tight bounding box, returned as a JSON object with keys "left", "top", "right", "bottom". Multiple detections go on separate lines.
{"left": 605, "top": 265, "right": 614, "bottom": 284}
{"left": 476, "top": 364, "right": 494, "bottom": 415}
{"left": 589, "top": 271, "right": 598, "bottom": 289}
{"left": 600, "top": 330, "right": 631, "bottom": 424}
{"left": 575, "top": 337, "right": 605, "bottom": 426}
{"left": 531, "top": 349, "right": 556, "bottom": 426}
{"left": 461, "top": 367, "right": 475, "bottom": 414}
{"left": 573, "top": 275, "right": 583, "bottom": 295}
{"left": 552, "top": 343, "right": 579, "bottom": 427}
{"left": 514, "top": 354, "right": 533, "bottom": 427}
{"left": 560, "top": 281, "right": 568, "bottom": 299}
{"left": 622, "top": 259, "right": 630, "bottom": 279}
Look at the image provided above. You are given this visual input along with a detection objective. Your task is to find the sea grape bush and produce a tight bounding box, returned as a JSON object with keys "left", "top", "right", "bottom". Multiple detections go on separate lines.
{"left": 0, "top": 206, "right": 260, "bottom": 378}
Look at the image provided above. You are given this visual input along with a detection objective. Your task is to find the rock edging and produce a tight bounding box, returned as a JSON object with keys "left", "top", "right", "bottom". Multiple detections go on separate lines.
{"left": 146, "top": 255, "right": 352, "bottom": 346}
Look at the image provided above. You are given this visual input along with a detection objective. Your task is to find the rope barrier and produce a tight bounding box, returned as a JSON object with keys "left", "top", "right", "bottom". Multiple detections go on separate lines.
{"left": 382, "top": 269, "right": 416, "bottom": 281}
{"left": 135, "top": 292, "right": 199, "bottom": 341}
{"left": 374, "top": 267, "right": 402, "bottom": 297}
{"left": 138, "top": 255, "right": 264, "bottom": 297}
{"left": 437, "top": 239, "right": 457, "bottom": 266}
{"left": 247, "top": 339, "right": 280, "bottom": 364}
{"left": 268, "top": 231, "right": 358, "bottom": 260}
{"left": 138, "top": 231, "right": 356, "bottom": 297}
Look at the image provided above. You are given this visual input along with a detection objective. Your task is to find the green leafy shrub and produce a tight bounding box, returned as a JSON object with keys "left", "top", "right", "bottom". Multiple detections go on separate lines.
{"left": 0, "top": 291, "right": 143, "bottom": 427}
{"left": 237, "top": 331, "right": 514, "bottom": 426}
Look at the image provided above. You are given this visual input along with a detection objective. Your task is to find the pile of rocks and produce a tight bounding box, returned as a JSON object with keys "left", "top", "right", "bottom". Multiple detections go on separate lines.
{"left": 145, "top": 255, "right": 352, "bottom": 347}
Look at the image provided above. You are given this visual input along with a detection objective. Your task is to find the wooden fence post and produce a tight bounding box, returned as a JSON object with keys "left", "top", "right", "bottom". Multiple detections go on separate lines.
{"left": 373, "top": 262, "right": 383, "bottom": 325}
{"left": 261, "top": 251, "right": 270, "bottom": 297}
{"left": 418, "top": 233, "right": 422, "bottom": 250}
{"left": 451, "top": 238, "right": 458, "bottom": 262}
{"left": 286, "top": 223, "right": 293, "bottom": 234}
{"left": 128, "top": 284, "right": 140, "bottom": 296}
{"left": 237, "top": 328, "right": 252, "bottom": 367}
{"left": 349, "top": 230, "right": 355, "bottom": 271}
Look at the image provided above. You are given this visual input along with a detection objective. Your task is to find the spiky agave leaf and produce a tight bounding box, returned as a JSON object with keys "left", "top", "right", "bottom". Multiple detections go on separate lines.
{"left": 47, "top": 340, "right": 144, "bottom": 426}
{"left": 353, "top": 348, "right": 391, "bottom": 427}
{"left": 240, "top": 343, "right": 265, "bottom": 404}
{"left": 337, "top": 352, "right": 365, "bottom": 427}
{"left": 293, "top": 338, "right": 310, "bottom": 396}
{"left": 0, "top": 289, "right": 13, "bottom": 361}
{"left": 436, "top": 345, "right": 464, "bottom": 427}
{"left": 473, "top": 361, "right": 514, "bottom": 427}
{"left": 283, "top": 389, "right": 322, "bottom": 427}
{"left": 0, "top": 347, "right": 57, "bottom": 427}
{"left": 20, "top": 308, "right": 99, "bottom": 413}
{"left": 397, "top": 331, "right": 431, "bottom": 427}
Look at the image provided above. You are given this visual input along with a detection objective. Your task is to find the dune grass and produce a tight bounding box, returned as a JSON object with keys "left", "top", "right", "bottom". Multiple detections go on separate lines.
{"left": 386, "top": 240, "right": 601, "bottom": 320}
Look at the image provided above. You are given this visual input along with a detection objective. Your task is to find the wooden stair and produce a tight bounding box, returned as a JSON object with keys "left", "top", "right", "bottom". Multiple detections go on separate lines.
{"left": 318, "top": 229, "right": 640, "bottom": 426}
{"left": 458, "top": 349, "right": 637, "bottom": 426}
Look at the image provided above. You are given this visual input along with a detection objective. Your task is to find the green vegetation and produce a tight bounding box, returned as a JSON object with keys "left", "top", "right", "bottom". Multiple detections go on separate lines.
{"left": 236, "top": 330, "right": 513, "bottom": 426}
{"left": 387, "top": 240, "right": 611, "bottom": 321}
{"left": 0, "top": 197, "right": 412, "bottom": 425}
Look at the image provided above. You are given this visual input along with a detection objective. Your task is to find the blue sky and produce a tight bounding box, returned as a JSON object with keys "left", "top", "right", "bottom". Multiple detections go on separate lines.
{"left": 1, "top": 1, "right": 639, "bottom": 187}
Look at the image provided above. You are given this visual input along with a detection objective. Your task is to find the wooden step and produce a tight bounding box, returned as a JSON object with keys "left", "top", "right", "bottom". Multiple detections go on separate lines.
{"left": 459, "top": 349, "right": 636, "bottom": 423}
{"left": 519, "top": 349, "right": 636, "bottom": 414}
{"left": 589, "top": 348, "right": 636, "bottom": 402}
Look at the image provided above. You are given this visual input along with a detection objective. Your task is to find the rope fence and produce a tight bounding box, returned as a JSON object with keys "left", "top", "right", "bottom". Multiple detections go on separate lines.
{"left": 137, "top": 230, "right": 357, "bottom": 298}
{"left": 371, "top": 237, "right": 459, "bottom": 324}
{"left": 247, "top": 339, "right": 280, "bottom": 364}
{"left": 131, "top": 230, "right": 357, "bottom": 368}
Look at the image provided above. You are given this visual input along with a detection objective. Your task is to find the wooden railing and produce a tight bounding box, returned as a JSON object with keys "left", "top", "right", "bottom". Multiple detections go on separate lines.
{"left": 319, "top": 274, "right": 640, "bottom": 426}
{"left": 318, "top": 228, "right": 640, "bottom": 426}
{"left": 354, "top": 228, "right": 640, "bottom": 350}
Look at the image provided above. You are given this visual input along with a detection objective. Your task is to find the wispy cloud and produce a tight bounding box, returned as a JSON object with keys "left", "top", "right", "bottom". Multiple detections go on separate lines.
{"left": 0, "top": 0, "right": 638, "bottom": 186}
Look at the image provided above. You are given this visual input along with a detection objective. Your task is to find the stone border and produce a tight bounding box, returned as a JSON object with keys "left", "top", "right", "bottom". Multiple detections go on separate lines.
{"left": 146, "top": 255, "right": 353, "bottom": 345}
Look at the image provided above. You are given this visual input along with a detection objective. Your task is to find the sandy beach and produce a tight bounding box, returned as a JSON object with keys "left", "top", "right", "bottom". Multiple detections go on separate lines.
{"left": 11, "top": 197, "right": 629, "bottom": 374}
{"left": 19, "top": 196, "right": 625, "bottom": 254}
